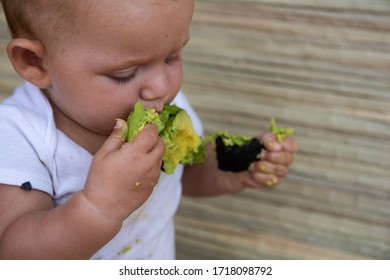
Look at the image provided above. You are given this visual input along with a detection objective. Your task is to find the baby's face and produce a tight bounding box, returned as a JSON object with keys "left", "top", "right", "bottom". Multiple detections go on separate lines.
{"left": 43, "top": 0, "right": 194, "bottom": 138}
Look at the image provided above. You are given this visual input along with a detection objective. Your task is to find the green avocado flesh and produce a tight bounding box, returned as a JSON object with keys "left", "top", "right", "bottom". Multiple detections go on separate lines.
{"left": 126, "top": 102, "right": 206, "bottom": 174}
{"left": 127, "top": 103, "right": 294, "bottom": 174}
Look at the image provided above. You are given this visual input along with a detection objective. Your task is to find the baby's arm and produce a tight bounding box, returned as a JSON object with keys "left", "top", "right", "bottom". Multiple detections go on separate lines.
{"left": 0, "top": 183, "right": 119, "bottom": 259}
{"left": 0, "top": 121, "right": 165, "bottom": 259}
{"left": 182, "top": 131, "right": 298, "bottom": 196}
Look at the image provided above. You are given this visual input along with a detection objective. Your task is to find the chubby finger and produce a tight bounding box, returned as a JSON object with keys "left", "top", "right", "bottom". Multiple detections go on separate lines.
{"left": 96, "top": 119, "right": 128, "bottom": 158}
{"left": 264, "top": 151, "right": 294, "bottom": 166}
{"left": 243, "top": 172, "right": 282, "bottom": 189}
{"left": 130, "top": 124, "right": 161, "bottom": 153}
{"left": 149, "top": 136, "right": 166, "bottom": 166}
{"left": 281, "top": 136, "right": 299, "bottom": 153}
{"left": 258, "top": 132, "right": 282, "bottom": 152}
{"left": 250, "top": 161, "right": 288, "bottom": 177}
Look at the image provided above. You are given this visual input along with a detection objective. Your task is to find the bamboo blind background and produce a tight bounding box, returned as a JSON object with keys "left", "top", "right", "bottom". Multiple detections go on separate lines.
{"left": 0, "top": 1, "right": 389, "bottom": 259}
{"left": 176, "top": 0, "right": 390, "bottom": 260}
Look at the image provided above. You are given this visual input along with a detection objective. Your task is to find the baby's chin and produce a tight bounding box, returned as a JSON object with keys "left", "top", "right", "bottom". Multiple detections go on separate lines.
{"left": 86, "top": 122, "right": 118, "bottom": 138}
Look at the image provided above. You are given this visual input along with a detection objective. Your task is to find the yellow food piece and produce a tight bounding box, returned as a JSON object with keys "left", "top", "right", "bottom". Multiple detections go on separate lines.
{"left": 160, "top": 110, "right": 203, "bottom": 174}
{"left": 126, "top": 102, "right": 206, "bottom": 174}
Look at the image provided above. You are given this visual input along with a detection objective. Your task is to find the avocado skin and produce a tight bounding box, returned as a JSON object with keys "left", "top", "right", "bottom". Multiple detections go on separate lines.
{"left": 215, "top": 136, "right": 264, "bottom": 172}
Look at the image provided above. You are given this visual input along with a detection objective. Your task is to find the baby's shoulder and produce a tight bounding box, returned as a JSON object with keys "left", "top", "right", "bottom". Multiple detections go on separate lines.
{"left": 0, "top": 82, "right": 55, "bottom": 140}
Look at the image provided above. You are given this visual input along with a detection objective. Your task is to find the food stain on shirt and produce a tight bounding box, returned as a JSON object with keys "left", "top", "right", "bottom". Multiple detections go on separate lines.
{"left": 118, "top": 245, "right": 132, "bottom": 255}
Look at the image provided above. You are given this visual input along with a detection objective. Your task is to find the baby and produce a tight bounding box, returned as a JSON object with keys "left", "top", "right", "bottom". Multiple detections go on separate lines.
{"left": 0, "top": 0, "right": 298, "bottom": 259}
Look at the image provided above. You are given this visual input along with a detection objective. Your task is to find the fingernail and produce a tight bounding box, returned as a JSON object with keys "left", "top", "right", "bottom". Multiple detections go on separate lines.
{"left": 259, "top": 162, "right": 267, "bottom": 172}
{"left": 115, "top": 119, "right": 123, "bottom": 129}
{"left": 115, "top": 119, "right": 127, "bottom": 140}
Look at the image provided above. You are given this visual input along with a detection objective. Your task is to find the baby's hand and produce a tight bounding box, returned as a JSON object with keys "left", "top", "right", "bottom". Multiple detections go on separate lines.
{"left": 82, "top": 119, "right": 165, "bottom": 222}
{"left": 243, "top": 131, "right": 298, "bottom": 189}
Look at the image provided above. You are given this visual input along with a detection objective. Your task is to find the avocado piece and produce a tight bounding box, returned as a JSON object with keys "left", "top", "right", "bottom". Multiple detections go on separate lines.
{"left": 159, "top": 107, "right": 206, "bottom": 174}
{"left": 211, "top": 119, "right": 294, "bottom": 172}
{"left": 269, "top": 118, "right": 294, "bottom": 143}
{"left": 126, "top": 102, "right": 206, "bottom": 174}
{"left": 215, "top": 135, "right": 264, "bottom": 172}
{"left": 126, "top": 102, "right": 164, "bottom": 141}
{"left": 126, "top": 103, "right": 294, "bottom": 174}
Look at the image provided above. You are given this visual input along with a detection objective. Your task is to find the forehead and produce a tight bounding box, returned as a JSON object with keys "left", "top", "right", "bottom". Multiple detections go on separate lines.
{"left": 68, "top": 0, "right": 194, "bottom": 50}
{"left": 71, "top": 0, "right": 194, "bottom": 33}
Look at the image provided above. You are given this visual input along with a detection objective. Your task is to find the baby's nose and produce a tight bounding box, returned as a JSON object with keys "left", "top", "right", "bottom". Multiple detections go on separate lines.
{"left": 140, "top": 66, "right": 170, "bottom": 102}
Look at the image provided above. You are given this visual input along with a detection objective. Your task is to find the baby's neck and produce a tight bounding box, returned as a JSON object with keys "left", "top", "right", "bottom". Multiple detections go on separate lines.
{"left": 47, "top": 96, "right": 106, "bottom": 155}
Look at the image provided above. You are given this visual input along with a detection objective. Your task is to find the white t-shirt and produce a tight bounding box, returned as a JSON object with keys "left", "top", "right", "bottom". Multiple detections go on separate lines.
{"left": 0, "top": 82, "right": 203, "bottom": 259}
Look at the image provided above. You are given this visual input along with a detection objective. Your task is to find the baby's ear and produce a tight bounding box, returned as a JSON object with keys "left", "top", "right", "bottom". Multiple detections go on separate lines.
{"left": 6, "top": 38, "right": 51, "bottom": 88}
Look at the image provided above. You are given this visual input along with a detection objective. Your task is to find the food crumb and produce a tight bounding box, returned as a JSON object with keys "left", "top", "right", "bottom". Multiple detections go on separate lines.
{"left": 266, "top": 176, "right": 278, "bottom": 187}
{"left": 118, "top": 246, "right": 132, "bottom": 255}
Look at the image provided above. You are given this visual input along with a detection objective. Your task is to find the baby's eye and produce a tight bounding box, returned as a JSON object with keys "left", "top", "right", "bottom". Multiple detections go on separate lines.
{"left": 108, "top": 69, "right": 138, "bottom": 85}
{"left": 110, "top": 75, "right": 135, "bottom": 85}
{"left": 164, "top": 54, "right": 181, "bottom": 64}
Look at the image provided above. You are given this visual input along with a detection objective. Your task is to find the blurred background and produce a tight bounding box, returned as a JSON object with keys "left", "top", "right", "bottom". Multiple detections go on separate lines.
{"left": 1, "top": 1, "right": 389, "bottom": 259}
{"left": 176, "top": 0, "right": 390, "bottom": 259}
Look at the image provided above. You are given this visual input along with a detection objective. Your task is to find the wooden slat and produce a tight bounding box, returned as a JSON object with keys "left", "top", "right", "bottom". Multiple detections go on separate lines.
{"left": 0, "top": 13, "right": 23, "bottom": 100}
{"left": 176, "top": 0, "right": 390, "bottom": 260}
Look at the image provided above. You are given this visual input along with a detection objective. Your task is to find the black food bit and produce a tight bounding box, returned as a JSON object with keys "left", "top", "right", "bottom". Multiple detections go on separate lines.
{"left": 215, "top": 136, "right": 265, "bottom": 172}
{"left": 213, "top": 118, "right": 294, "bottom": 172}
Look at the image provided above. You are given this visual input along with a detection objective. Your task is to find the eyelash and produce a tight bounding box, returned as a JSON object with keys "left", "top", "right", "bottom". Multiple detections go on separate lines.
{"left": 110, "top": 54, "right": 181, "bottom": 85}
{"left": 165, "top": 54, "right": 181, "bottom": 64}
{"left": 109, "top": 71, "right": 138, "bottom": 85}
